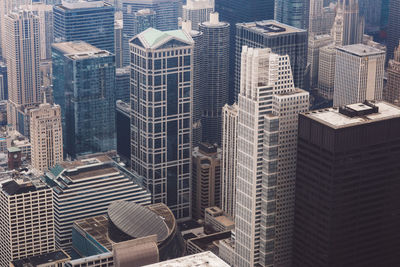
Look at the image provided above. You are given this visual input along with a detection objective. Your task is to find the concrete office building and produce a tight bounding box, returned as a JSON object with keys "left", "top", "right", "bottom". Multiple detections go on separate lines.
{"left": 385, "top": 43, "right": 400, "bottom": 105}
{"left": 308, "top": 2, "right": 336, "bottom": 35}
{"left": 30, "top": 99, "right": 63, "bottom": 173}
{"left": 0, "top": 178, "right": 54, "bottom": 266}
{"left": 43, "top": 154, "right": 151, "bottom": 251}
{"left": 234, "top": 47, "right": 309, "bottom": 267}
{"left": 333, "top": 44, "right": 385, "bottom": 106}
{"left": 52, "top": 41, "right": 116, "bottom": 158}
{"left": 235, "top": 21, "right": 308, "bottom": 101}
{"left": 192, "top": 143, "right": 221, "bottom": 220}
{"left": 221, "top": 103, "right": 238, "bottom": 218}
{"left": 307, "top": 34, "right": 333, "bottom": 89}
{"left": 130, "top": 28, "right": 194, "bottom": 220}
{"left": 318, "top": 44, "right": 336, "bottom": 99}
{"left": 4, "top": 10, "right": 41, "bottom": 131}
{"left": 182, "top": 0, "right": 214, "bottom": 31}
{"left": 115, "top": 19, "right": 123, "bottom": 68}
{"left": 293, "top": 101, "right": 400, "bottom": 267}
{"left": 54, "top": 1, "right": 115, "bottom": 53}
{"left": 198, "top": 12, "right": 229, "bottom": 144}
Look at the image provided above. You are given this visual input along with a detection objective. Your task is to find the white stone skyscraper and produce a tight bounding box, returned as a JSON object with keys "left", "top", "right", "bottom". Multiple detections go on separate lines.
{"left": 333, "top": 44, "right": 385, "bottom": 107}
{"left": 221, "top": 103, "right": 238, "bottom": 218}
{"left": 331, "top": 0, "right": 364, "bottom": 46}
{"left": 234, "top": 47, "right": 309, "bottom": 267}
{"left": 307, "top": 34, "right": 333, "bottom": 89}
{"left": 4, "top": 10, "right": 41, "bottom": 130}
{"left": 182, "top": 0, "right": 214, "bottom": 31}
{"left": 30, "top": 97, "right": 63, "bottom": 173}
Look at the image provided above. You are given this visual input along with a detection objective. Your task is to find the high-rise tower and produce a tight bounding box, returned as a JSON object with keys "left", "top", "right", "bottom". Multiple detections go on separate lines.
{"left": 274, "top": 0, "right": 310, "bottom": 29}
{"left": 182, "top": 0, "right": 214, "bottom": 31}
{"left": 4, "top": 10, "right": 41, "bottom": 130}
{"left": 234, "top": 47, "right": 309, "bottom": 267}
{"left": 385, "top": 43, "right": 400, "bottom": 105}
{"left": 333, "top": 44, "right": 385, "bottom": 106}
{"left": 387, "top": 0, "right": 400, "bottom": 63}
{"left": 53, "top": 1, "right": 115, "bottom": 53}
{"left": 30, "top": 98, "right": 63, "bottom": 173}
{"left": 198, "top": 12, "right": 229, "bottom": 145}
{"left": 293, "top": 101, "right": 400, "bottom": 267}
{"left": 130, "top": 28, "right": 194, "bottom": 220}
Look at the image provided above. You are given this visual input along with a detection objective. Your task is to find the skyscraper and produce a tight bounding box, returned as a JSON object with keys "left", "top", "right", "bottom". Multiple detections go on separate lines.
{"left": 43, "top": 154, "right": 151, "bottom": 251}
{"left": 52, "top": 41, "right": 116, "bottom": 158}
{"left": 234, "top": 47, "right": 309, "bottom": 267}
{"left": 318, "top": 44, "right": 336, "bottom": 99}
{"left": 221, "top": 103, "right": 238, "bottom": 218}
{"left": 130, "top": 28, "right": 194, "bottom": 220}
{"left": 115, "top": 67, "right": 130, "bottom": 103}
{"left": 333, "top": 44, "right": 385, "bottom": 106}
{"left": 53, "top": 1, "right": 115, "bottom": 53}
{"left": 386, "top": 0, "right": 400, "bottom": 62}
{"left": 215, "top": 0, "right": 275, "bottom": 103}
{"left": 385, "top": 43, "right": 400, "bottom": 104}
{"left": 182, "top": 0, "right": 214, "bottom": 31}
{"left": 0, "top": 178, "right": 54, "bottom": 266}
{"left": 331, "top": 0, "right": 364, "bottom": 46}
{"left": 30, "top": 98, "right": 63, "bottom": 173}
{"left": 293, "top": 101, "right": 400, "bottom": 267}
{"left": 307, "top": 34, "right": 333, "bottom": 89}
{"left": 198, "top": 12, "right": 229, "bottom": 145}
{"left": 235, "top": 21, "right": 308, "bottom": 101}
{"left": 359, "top": 0, "right": 382, "bottom": 33}
{"left": 4, "top": 10, "right": 41, "bottom": 130}
{"left": 115, "top": 19, "right": 123, "bottom": 68}
{"left": 0, "top": 61, "right": 7, "bottom": 100}
{"left": 192, "top": 143, "right": 221, "bottom": 220}
{"left": 274, "top": 0, "right": 310, "bottom": 29}
{"left": 122, "top": 8, "right": 155, "bottom": 66}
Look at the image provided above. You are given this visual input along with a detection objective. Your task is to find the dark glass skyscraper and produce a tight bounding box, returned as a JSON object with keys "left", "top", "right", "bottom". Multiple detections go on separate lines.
{"left": 53, "top": 1, "right": 115, "bottom": 53}
{"left": 215, "top": 0, "right": 274, "bottom": 103}
{"left": 274, "top": 0, "right": 310, "bottom": 29}
{"left": 130, "top": 28, "right": 194, "bottom": 220}
{"left": 387, "top": 0, "right": 400, "bottom": 63}
{"left": 52, "top": 41, "right": 116, "bottom": 158}
{"left": 198, "top": 13, "right": 230, "bottom": 145}
{"left": 234, "top": 20, "right": 308, "bottom": 101}
{"left": 293, "top": 101, "right": 400, "bottom": 267}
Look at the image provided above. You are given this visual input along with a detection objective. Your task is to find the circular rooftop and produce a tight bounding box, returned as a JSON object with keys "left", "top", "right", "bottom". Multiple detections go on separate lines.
{"left": 108, "top": 201, "right": 169, "bottom": 242}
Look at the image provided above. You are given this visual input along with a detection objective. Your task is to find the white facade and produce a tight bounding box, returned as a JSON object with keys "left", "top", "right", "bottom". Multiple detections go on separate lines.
{"left": 30, "top": 101, "right": 63, "bottom": 173}
{"left": 221, "top": 103, "right": 238, "bottom": 218}
{"left": 182, "top": 0, "right": 214, "bottom": 31}
{"left": 318, "top": 44, "right": 336, "bottom": 99}
{"left": 307, "top": 34, "right": 333, "bottom": 88}
{"left": 234, "top": 47, "right": 309, "bottom": 267}
{"left": 333, "top": 44, "right": 385, "bottom": 106}
{"left": 0, "top": 179, "right": 54, "bottom": 266}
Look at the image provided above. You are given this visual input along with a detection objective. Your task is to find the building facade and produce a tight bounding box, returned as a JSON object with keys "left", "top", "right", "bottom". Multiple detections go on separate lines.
{"left": 198, "top": 13, "right": 229, "bottom": 145}
{"left": 274, "top": 0, "right": 309, "bottom": 30}
{"left": 4, "top": 10, "right": 41, "bottom": 130}
{"left": 221, "top": 103, "right": 238, "bottom": 218}
{"left": 318, "top": 44, "right": 336, "bottom": 99}
{"left": 387, "top": 0, "right": 400, "bottom": 63}
{"left": 192, "top": 143, "right": 221, "bottom": 220}
{"left": 235, "top": 21, "right": 308, "bottom": 101}
{"left": 30, "top": 100, "right": 63, "bottom": 173}
{"left": 333, "top": 44, "right": 385, "bottom": 106}
{"left": 0, "top": 179, "right": 54, "bottom": 266}
{"left": 307, "top": 34, "right": 333, "bottom": 89}
{"left": 53, "top": 1, "right": 115, "bottom": 53}
{"left": 115, "top": 67, "right": 130, "bottom": 103}
{"left": 182, "top": 0, "right": 214, "bottom": 31}
{"left": 293, "top": 101, "right": 400, "bottom": 267}
{"left": 52, "top": 41, "right": 116, "bottom": 158}
{"left": 130, "top": 28, "right": 194, "bottom": 220}
{"left": 43, "top": 154, "right": 151, "bottom": 251}
{"left": 0, "top": 61, "right": 7, "bottom": 100}
{"left": 234, "top": 47, "right": 309, "bottom": 267}
{"left": 385, "top": 43, "right": 400, "bottom": 104}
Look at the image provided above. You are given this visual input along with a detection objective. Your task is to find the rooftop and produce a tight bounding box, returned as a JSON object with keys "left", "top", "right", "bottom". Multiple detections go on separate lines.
{"left": 52, "top": 41, "right": 111, "bottom": 60}
{"left": 11, "top": 250, "right": 70, "bottom": 267}
{"left": 143, "top": 251, "right": 230, "bottom": 267}
{"left": 304, "top": 101, "right": 400, "bottom": 129}
{"left": 59, "top": 0, "right": 110, "bottom": 10}
{"left": 237, "top": 20, "right": 306, "bottom": 36}
{"left": 337, "top": 43, "right": 385, "bottom": 57}
{"left": 187, "top": 231, "right": 231, "bottom": 254}
{"left": 2, "top": 178, "right": 48, "bottom": 196}
{"left": 131, "top": 28, "right": 193, "bottom": 49}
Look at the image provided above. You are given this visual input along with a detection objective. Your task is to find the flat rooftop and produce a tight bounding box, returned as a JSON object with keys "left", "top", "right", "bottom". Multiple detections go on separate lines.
{"left": 143, "top": 251, "right": 230, "bottom": 267}
{"left": 337, "top": 43, "right": 385, "bottom": 57}
{"left": 11, "top": 250, "right": 70, "bottom": 267}
{"left": 52, "top": 41, "right": 111, "bottom": 60}
{"left": 75, "top": 215, "right": 113, "bottom": 251}
{"left": 188, "top": 231, "right": 231, "bottom": 255}
{"left": 237, "top": 20, "right": 306, "bottom": 36}
{"left": 304, "top": 101, "right": 400, "bottom": 129}
{"left": 59, "top": 1, "right": 109, "bottom": 10}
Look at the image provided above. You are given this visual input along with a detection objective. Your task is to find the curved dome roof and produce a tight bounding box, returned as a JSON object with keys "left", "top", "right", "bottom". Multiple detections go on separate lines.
{"left": 108, "top": 201, "right": 169, "bottom": 242}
